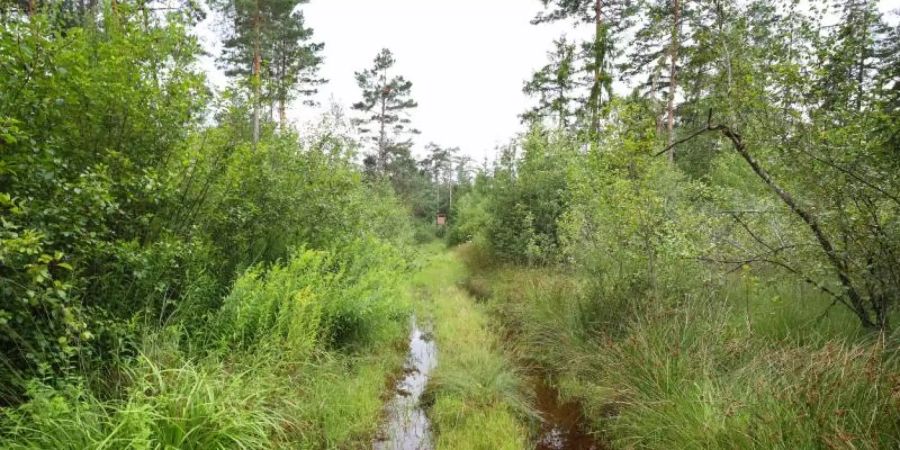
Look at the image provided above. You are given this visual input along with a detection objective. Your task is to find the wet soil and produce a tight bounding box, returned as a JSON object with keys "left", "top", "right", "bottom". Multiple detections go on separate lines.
{"left": 532, "top": 373, "right": 605, "bottom": 450}
{"left": 373, "top": 319, "right": 436, "bottom": 450}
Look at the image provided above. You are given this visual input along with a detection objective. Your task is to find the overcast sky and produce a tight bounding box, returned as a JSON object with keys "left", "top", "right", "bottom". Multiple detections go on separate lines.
{"left": 199, "top": 0, "right": 589, "bottom": 161}
{"left": 198, "top": 0, "right": 900, "bottom": 162}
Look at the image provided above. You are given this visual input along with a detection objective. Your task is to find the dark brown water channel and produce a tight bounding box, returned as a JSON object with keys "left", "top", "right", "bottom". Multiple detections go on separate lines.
{"left": 532, "top": 373, "right": 604, "bottom": 450}
{"left": 373, "top": 317, "right": 600, "bottom": 449}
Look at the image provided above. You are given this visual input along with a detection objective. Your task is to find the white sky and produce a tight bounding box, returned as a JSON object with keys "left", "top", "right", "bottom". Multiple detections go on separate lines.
{"left": 199, "top": 0, "right": 589, "bottom": 161}
{"left": 197, "top": 0, "right": 900, "bottom": 162}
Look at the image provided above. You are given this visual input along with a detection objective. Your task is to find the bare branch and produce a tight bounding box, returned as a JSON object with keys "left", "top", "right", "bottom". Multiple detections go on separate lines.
{"left": 665, "top": 110, "right": 876, "bottom": 328}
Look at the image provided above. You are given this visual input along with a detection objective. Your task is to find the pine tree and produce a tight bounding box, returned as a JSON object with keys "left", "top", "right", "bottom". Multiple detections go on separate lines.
{"left": 816, "top": 0, "right": 892, "bottom": 114}
{"left": 216, "top": 0, "right": 321, "bottom": 143}
{"left": 533, "top": 0, "right": 635, "bottom": 136}
{"left": 267, "top": 8, "right": 325, "bottom": 128}
{"left": 352, "top": 48, "right": 419, "bottom": 174}
{"left": 522, "top": 36, "right": 588, "bottom": 129}
{"left": 620, "top": 0, "right": 699, "bottom": 162}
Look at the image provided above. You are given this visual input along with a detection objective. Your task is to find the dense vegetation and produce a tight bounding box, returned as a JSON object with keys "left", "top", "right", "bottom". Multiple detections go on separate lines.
{"left": 1, "top": 0, "right": 898, "bottom": 448}
{"left": 445, "top": 0, "right": 900, "bottom": 447}
{"left": 0, "top": 2, "right": 428, "bottom": 447}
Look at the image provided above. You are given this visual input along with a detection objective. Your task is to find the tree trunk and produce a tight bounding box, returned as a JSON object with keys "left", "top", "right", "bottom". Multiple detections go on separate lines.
{"left": 448, "top": 177, "right": 453, "bottom": 218}
{"left": 589, "top": 0, "right": 604, "bottom": 137}
{"left": 378, "top": 88, "right": 387, "bottom": 173}
{"left": 665, "top": 0, "right": 681, "bottom": 163}
{"left": 719, "top": 126, "right": 874, "bottom": 328}
{"left": 253, "top": 51, "right": 261, "bottom": 148}
{"left": 252, "top": 1, "right": 261, "bottom": 149}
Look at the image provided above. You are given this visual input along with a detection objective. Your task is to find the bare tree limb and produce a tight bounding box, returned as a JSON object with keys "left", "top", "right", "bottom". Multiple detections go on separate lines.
{"left": 664, "top": 110, "right": 876, "bottom": 328}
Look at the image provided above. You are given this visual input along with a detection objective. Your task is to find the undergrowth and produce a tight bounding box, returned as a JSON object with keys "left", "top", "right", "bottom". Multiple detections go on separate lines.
{"left": 414, "top": 245, "right": 531, "bottom": 450}
{"left": 0, "top": 238, "right": 412, "bottom": 448}
{"left": 459, "top": 244, "right": 900, "bottom": 450}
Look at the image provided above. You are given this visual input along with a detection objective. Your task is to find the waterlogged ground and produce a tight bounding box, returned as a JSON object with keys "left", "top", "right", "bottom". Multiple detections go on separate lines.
{"left": 373, "top": 319, "right": 437, "bottom": 450}
{"left": 533, "top": 375, "right": 602, "bottom": 450}
{"left": 375, "top": 244, "right": 599, "bottom": 450}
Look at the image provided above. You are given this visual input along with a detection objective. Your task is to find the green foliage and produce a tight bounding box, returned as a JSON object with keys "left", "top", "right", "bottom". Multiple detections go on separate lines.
{"left": 1, "top": 8, "right": 417, "bottom": 450}
{"left": 522, "top": 36, "right": 587, "bottom": 129}
{"left": 352, "top": 48, "right": 419, "bottom": 175}
{"left": 413, "top": 247, "right": 530, "bottom": 450}
{"left": 452, "top": 2, "right": 900, "bottom": 441}
{"left": 454, "top": 128, "right": 575, "bottom": 264}
{"left": 475, "top": 261, "right": 899, "bottom": 449}
{"left": 215, "top": 0, "right": 324, "bottom": 123}
{"left": 0, "top": 10, "right": 207, "bottom": 395}
{"left": 1, "top": 235, "right": 412, "bottom": 448}
{"left": 446, "top": 177, "right": 492, "bottom": 246}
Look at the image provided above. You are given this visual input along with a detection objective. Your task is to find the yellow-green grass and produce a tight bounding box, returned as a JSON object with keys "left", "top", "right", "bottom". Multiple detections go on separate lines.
{"left": 412, "top": 245, "right": 530, "bottom": 450}
{"left": 468, "top": 251, "right": 900, "bottom": 450}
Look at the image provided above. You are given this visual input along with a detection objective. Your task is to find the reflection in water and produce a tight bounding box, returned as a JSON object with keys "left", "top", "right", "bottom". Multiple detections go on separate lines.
{"left": 374, "top": 318, "right": 436, "bottom": 450}
{"left": 533, "top": 375, "right": 602, "bottom": 450}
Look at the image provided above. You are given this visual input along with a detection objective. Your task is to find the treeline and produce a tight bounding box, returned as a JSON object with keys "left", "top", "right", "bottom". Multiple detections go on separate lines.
{"left": 447, "top": 0, "right": 899, "bottom": 447}
{"left": 0, "top": 1, "right": 439, "bottom": 447}
{"left": 463, "top": 0, "right": 899, "bottom": 330}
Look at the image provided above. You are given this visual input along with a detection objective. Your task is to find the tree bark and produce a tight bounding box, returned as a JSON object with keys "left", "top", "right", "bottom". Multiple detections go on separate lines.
{"left": 589, "top": 0, "right": 603, "bottom": 137}
{"left": 252, "top": 0, "right": 261, "bottom": 149}
{"left": 665, "top": 0, "right": 681, "bottom": 163}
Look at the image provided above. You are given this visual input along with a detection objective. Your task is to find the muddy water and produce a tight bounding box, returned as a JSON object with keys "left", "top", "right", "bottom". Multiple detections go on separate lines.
{"left": 373, "top": 318, "right": 437, "bottom": 450}
{"left": 533, "top": 375, "right": 603, "bottom": 450}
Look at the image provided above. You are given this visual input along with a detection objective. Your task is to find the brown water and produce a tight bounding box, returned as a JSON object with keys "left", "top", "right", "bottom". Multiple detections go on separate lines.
{"left": 533, "top": 374, "right": 604, "bottom": 450}
{"left": 373, "top": 318, "right": 437, "bottom": 450}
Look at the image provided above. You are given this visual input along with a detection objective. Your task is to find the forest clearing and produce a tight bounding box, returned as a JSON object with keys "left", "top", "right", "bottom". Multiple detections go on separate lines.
{"left": 1, "top": 0, "right": 899, "bottom": 448}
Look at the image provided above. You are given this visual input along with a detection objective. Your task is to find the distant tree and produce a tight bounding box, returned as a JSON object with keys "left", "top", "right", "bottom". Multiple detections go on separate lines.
{"left": 352, "top": 48, "right": 419, "bottom": 174}
{"left": 267, "top": 8, "right": 325, "bottom": 127}
{"left": 420, "top": 143, "right": 460, "bottom": 216}
{"left": 815, "top": 0, "right": 892, "bottom": 114}
{"left": 522, "top": 36, "right": 587, "bottom": 129}
{"left": 216, "top": 0, "right": 321, "bottom": 143}
{"left": 533, "top": 0, "right": 635, "bottom": 136}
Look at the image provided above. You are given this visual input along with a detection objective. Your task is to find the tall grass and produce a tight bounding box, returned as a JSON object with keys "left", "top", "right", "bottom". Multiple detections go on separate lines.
{"left": 470, "top": 248, "right": 900, "bottom": 450}
{"left": 1, "top": 238, "right": 412, "bottom": 448}
{"left": 413, "top": 246, "right": 531, "bottom": 450}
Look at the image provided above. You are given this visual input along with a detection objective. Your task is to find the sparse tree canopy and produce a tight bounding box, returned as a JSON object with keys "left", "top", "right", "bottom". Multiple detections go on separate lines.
{"left": 522, "top": 36, "right": 588, "bottom": 129}
{"left": 352, "top": 48, "right": 419, "bottom": 174}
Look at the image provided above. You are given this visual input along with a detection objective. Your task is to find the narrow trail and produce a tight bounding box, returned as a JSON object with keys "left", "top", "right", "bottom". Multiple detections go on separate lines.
{"left": 373, "top": 318, "right": 436, "bottom": 450}
{"left": 374, "top": 244, "right": 600, "bottom": 450}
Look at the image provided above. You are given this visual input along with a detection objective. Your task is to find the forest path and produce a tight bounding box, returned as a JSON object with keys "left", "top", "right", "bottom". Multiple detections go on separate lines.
{"left": 374, "top": 243, "right": 599, "bottom": 450}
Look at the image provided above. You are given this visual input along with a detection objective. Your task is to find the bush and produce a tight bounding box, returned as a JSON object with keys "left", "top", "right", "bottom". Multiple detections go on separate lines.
{"left": 1, "top": 235, "right": 413, "bottom": 448}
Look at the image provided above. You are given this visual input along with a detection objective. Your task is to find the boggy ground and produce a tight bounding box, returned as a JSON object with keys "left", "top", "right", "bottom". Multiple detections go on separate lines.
{"left": 396, "top": 242, "right": 604, "bottom": 450}
{"left": 456, "top": 243, "right": 900, "bottom": 450}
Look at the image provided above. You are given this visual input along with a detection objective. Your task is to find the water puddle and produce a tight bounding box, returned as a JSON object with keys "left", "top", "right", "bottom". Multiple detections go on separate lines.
{"left": 533, "top": 375, "right": 603, "bottom": 450}
{"left": 373, "top": 318, "right": 437, "bottom": 450}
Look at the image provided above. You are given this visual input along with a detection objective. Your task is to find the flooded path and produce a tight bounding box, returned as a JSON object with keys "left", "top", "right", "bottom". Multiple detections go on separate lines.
{"left": 373, "top": 318, "right": 436, "bottom": 450}
{"left": 532, "top": 373, "right": 603, "bottom": 450}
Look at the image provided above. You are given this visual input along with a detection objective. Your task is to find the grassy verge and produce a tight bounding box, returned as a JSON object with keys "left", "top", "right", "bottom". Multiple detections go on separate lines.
{"left": 1, "top": 240, "right": 412, "bottom": 449}
{"left": 459, "top": 245, "right": 900, "bottom": 450}
{"left": 413, "top": 243, "right": 530, "bottom": 450}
